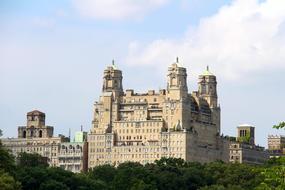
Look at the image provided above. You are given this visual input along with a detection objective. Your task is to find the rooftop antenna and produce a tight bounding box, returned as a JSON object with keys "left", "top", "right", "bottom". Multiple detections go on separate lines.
{"left": 68, "top": 128, "right": 71, "bottom": 141}
{"left": 176, "top": 57, "right": 179, "bottom": 63}
{"left": 81, "top": 125, "right": 83, "bottom": 132}
{"left": 207, "top": 65, "right": 209, "bottom": 71}
{"left": 112, "top": 59, "right": 115, "bottom": 65}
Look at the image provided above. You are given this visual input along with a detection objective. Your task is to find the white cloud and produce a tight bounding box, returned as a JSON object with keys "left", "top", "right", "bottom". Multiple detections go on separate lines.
{"left": 73, "top": 0, "right": 169, "bottom": 20}
{"left": 126, "top": 0, "right": 285, "bottom": 80}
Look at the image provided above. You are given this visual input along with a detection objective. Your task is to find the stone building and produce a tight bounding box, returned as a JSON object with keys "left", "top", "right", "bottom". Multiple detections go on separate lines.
{"left": 88, "top": 60, "right": 229, "bottom": 168}
{"left": 237, "top": 124, "right": 255, "bottom": 145}
{"left": 268, "top": 135, "right": 285, "bottom": 157}
{"left": 229, "top": 125, "right": 269, "bottom": 164}
{"left": 1, "top": 110, "right": 68, "bottom": 166}
{"left": 58, "top": 131, "right": 88, "bottom": 173}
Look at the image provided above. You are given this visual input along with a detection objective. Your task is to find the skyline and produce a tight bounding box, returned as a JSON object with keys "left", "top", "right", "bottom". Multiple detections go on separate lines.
{"left": 1, "top": 0, "right": 285, "bottom": 147}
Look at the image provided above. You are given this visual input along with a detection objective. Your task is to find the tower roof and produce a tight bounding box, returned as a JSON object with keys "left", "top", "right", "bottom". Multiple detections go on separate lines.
{"left": 27, "top": 110, "right": 45, "bottom": 116}
{"left": 201, "top": 66, "right": 214, "bottom": 76}
{"left": 238, "top": 124, "right": 254, "bottom": 128}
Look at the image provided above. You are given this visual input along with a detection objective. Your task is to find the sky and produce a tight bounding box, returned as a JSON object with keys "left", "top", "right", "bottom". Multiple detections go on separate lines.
{"left": 0, "top": 0, "right": 284, "bottom": 147}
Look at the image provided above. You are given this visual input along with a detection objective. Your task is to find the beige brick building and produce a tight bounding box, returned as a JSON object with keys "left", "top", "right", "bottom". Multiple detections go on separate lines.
{"left": 229, "top": 125, "right": 269, "bottom": 164}
{"left": 1, "top": 110, "right": 68, "bottom": 166}
{"left": 268, "top": 135, "right": 285, "bottom": 156}
{"left": 229, "top": 142, "right": 268, "bottom": 164}
{"left": 88, "top": 61, "right": 229, "bottom": 168}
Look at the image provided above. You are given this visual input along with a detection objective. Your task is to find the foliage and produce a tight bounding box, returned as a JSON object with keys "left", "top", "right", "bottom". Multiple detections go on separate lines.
{"left": 273, "top": 122, "right": 285, "bottom": 129}
{"left": 17, "top": 152, "right": 48, "bottom": 168}
{"left": 199, "top": 184, "right": 244, "bottom": 190}
{"left": 39, "top": 179, "right": 69, "bottom": 190}
{"left": 237, "top": 133, "right": 251, "bottom": 144}
{"left": 1, "top": 147, "right": 285, "bottom": 190}
{"left": 0, "top": 170, "right": 21, "bottom": 190}
{"left": 0, "top": 141, "right": 16, "bottom": 174}
{"left": 255, "top": 157, "right": 285, "bottom": 190}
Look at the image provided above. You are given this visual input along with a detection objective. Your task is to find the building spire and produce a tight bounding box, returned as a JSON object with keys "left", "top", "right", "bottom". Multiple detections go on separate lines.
{"left": 201, "top": 65, "right": 214, "bottom": 76}
{"left": 68, "top": 128, "right": 71, "bottom": 141}
{"left": 111, "top": 59, "right": 117, "bottom": 69}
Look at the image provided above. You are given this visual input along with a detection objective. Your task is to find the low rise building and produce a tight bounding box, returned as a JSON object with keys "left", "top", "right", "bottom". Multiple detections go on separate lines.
{"left": 268, "top": 135, "right": 285, "bottom": 157}
{"left": 229, "top": 125, "right": 269, "bottom": 164}
{"left": 229, "top": 142, "right": 268, "bottom": 164}
{"left": 58, "top": 131, "right": 88, "bottom": 173}
{"left": 1, "top": 110, "right": 68, "bottom": 166}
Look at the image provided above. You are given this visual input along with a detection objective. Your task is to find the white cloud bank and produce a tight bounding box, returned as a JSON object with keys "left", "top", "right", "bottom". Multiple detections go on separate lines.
{"left": 73, "top": 0, "right": 168, "bottom": 20}
{"left": 126, "top": 0, "right": 285, "bottom": 80}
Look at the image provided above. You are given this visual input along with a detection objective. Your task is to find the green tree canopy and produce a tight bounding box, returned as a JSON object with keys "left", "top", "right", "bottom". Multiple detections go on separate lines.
{"left": 17, "top": 152, "right": 48, "bottom": 168}
{"left": 273, "top": 122, "right": 285, "bottom": 129}
{"left": 0, "top": 170, "right": 21, "bottom": 190}
{"left": 0, "top": 141, "right": 16, "bottom": 174}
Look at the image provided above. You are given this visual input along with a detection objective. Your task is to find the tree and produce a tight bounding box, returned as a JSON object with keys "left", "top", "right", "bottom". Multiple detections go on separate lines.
{"left": 0, "top": 142, "right": 16, "bottom": 174}
{"left": 205, "top": 162, "right": 263, "bottom": 190}
{"left": 0, "top": 129, "right": 2, "bottom": 137}
{"left": 155, "top": 157, "right": 186, "bottom": 167}
{"left": 0, "top": 170, "right": 21, "bottom": 190}
{"left": 16, "top": 166, "right": 48, "bottom": 190}
{"left": 199, "top": 184, "right": 244, "bottom": 190}
{"left": 17, "top": 152, "right": 48, "bottom": 168}
{"left": 273, "top": 122, "right": 285, "bottom": 129}
{"left": 39, "top": 179, "right": 69, "bottom": 190}
{"left": 130, "top": 179, "right": 155, "bottom": 190}
{"left": 113, "top": 162, "right": 156, "bottom": 190}
{"left": 256, "top": 158, "right": 285, "bottom": 190}
{"left": 88, "top": 164, "right": 116, "bottom": 183}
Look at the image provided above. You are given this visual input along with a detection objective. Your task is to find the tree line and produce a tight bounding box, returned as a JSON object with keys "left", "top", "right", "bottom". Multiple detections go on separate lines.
{"left": 0, "top": 146, "right": 284, "bottom": 189}
{"left": 0, "top": 126, "right": 285, "bottom": 190}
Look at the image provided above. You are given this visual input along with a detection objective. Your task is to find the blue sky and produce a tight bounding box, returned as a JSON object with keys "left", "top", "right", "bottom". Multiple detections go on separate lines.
{"left": 0, "top": 0, "right": 284, "bottom": 147}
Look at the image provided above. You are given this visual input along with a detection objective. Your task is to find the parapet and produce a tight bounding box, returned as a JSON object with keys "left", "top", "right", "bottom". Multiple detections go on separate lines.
{"left": 126, "top": 89, "right": 134, "bottom": 96}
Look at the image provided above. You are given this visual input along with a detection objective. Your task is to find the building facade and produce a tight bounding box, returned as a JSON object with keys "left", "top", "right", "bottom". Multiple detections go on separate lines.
{"left": 229, "top": 125, "right": 269, "bottom": 164}
{"left": 229, "top": 142, "right": 268, "bottom": 164}
{"left": 1, "top": 110, "right": 68, "bottom": 166}
{"left": 58, "top": 131, "right": 88, "bottom": 173}
{"left": 88, "top": 61, "right": 229, "bottom": 168}
{"left": 268, "top": 135, "right": 285, "bottom": 157}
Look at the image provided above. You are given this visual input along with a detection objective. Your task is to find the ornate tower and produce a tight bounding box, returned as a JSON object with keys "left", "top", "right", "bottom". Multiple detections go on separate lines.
{"left": 102, "top": 61, "right": 123, "bottom": 99}
{"left": 92, "top": 62, "right": 123, "bottom": 134}
{"left": 198, "top": 66, "right": 220, "bottom": 134}
{"left": 27, "top": 110, "right": 45, "bottom": 127}
{"left": 165, "top": 58, "right": 191, "bottom": 130}
{"left": 198, "top": 66, "right": 217, "bottom": 108}
{"left": 167, "top": 58, "right": 188, "bottom": 100}
{"left": 18, "top": 110, "right": 54, "bottom": 138}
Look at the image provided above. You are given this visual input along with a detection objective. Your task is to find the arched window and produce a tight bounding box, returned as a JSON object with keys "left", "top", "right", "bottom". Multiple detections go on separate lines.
{"left": 39, "top": 130, "right": 42, "bottom": 138}
{"left": 23, "top": 131, "right": 26, "bottom": 138}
